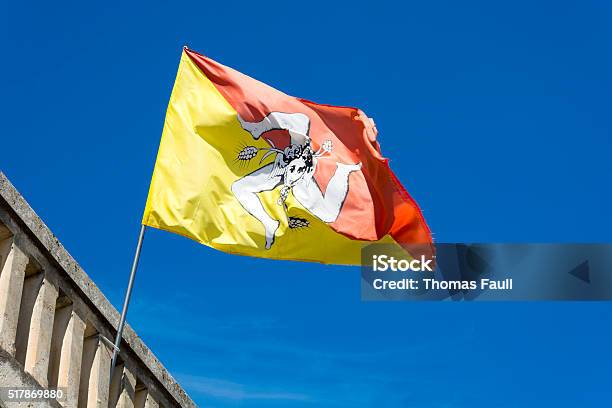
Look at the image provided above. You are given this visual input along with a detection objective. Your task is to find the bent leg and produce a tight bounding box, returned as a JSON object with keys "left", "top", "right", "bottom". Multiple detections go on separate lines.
{"left": 292, "top": 162, "right": 362, "bottom": 223}
{"left": 231, "top": 164, "right": 283, "bottom": 249}
{"left": 238, "top": 112, "right": 310, "bottom": 145}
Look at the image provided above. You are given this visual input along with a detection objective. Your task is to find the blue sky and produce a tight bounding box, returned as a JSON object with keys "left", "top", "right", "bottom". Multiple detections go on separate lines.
{"left": 2, "top": 1, "right": 612, "bottom": 407}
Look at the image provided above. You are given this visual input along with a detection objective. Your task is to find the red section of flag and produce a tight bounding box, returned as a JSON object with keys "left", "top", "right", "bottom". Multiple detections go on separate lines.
{"left": 184, "top": 48, "right": 433, "bottom": 254}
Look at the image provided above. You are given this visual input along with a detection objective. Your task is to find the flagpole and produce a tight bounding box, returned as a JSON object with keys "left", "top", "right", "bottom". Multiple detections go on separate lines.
{"left": 110, "top": 224, "right": 147, "bottom": 374}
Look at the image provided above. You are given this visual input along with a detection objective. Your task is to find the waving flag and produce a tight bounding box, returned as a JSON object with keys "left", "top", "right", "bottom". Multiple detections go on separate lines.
{"left": 142, "top": 47, "right": 432, "bottom": 265}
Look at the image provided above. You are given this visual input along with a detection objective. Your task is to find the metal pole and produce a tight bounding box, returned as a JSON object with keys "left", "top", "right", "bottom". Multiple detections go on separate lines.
{"left": 110, "top": 224, "right": 147, "bottom": 374}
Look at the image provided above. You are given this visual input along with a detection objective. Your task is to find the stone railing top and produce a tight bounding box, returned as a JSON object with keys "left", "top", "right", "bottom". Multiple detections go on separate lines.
{"left": 0, "top": 172, "right": 196, "bottom": 408}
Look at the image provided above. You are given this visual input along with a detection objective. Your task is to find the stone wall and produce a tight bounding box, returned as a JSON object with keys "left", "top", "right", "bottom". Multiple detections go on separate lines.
{"left": 0, "top": 172, "right": 196, "bottom": 408}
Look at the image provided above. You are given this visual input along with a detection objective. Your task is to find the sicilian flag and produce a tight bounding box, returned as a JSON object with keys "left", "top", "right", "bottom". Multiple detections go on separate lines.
{"left": 142, "top": 47, "right": 432, "bottom": 265}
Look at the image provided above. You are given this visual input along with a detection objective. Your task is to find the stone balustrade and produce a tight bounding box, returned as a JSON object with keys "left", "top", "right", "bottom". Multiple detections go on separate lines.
{"left": 0, "top": 172, "right": 196, "bottom": 408}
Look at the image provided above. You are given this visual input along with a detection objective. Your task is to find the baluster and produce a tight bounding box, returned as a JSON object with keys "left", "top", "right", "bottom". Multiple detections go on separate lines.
{"left": 0, "top": 241, "right": 28, "bottom": 356}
